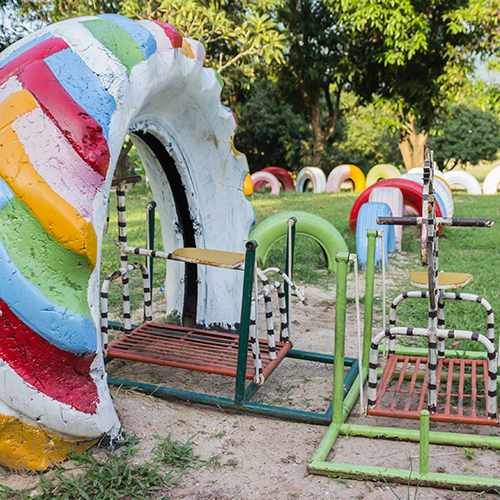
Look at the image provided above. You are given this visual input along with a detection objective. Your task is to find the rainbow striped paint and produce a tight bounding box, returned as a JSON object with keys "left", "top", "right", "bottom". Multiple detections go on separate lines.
{"left": 0, "top": 14, "right": 254, "bottom": 470}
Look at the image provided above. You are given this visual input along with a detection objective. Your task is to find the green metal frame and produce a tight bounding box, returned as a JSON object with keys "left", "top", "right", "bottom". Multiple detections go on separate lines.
{"left": 105, "top": 209, "right": 358, "bottom": 425}
{"left": 308, "top": 230, "right": 500, "bottom": 492}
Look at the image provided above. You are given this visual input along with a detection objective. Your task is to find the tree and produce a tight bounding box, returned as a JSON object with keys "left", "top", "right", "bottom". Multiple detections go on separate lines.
{"left": 277, "top": 0, "right": 358, "bottom": 170}
{"left": 235, "top": 80, "right": 312, "bottom": 173}
{"left": 119, "top": 0, "right": 287, "bottom": 106}
{"left": 432, "top": 105, "right": 500, "bottom": 169}
{"left": 342, "top": 0, "right": 500, "bottom": 170}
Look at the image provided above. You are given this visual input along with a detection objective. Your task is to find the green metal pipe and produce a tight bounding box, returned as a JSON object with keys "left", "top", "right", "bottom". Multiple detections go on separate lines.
{"left": 337, "top": 423, "right": 500, "bottom": 448}
{"left": 307, "top": 461, "right": 500, "bottom": 492}
{"left": 363, "top": 230, "right": 377, "bottom": 371}
{"left": 333, "top": 253, "right": 349, "bottom": 424}
{"left": 107, "top": 376, "right": 335, "bottom": 425}
{"left": 284, "top": 216, "right": 296, "bottom": 340}
{"left": 234, "top": 240, "right": 257, "bottom": 405}
{"left": 419, "top": 410, "right": 430, "bottom": 474}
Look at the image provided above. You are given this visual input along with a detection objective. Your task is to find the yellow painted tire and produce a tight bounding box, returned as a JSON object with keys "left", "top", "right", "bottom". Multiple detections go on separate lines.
{"left": 243, "top": 173, "right": 253, "bottom": 195}
{"left": 326, "top": 164, "right": 365, "bottom": 193}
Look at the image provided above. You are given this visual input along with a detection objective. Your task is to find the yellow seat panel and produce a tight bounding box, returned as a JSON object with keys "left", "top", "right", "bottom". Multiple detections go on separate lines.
{"left": 172, "top": 248, "right": 245, "bottom": 269}
{"left": 410, "top": 271, "right": 472, "bottom": 290}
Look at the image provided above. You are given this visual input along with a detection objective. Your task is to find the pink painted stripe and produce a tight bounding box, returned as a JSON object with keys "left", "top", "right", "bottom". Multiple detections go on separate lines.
{"left": 0, "top": 37, "right": 69, "bottom": 85}
{"left": 0, "top": 298, "right": 98, "bottom": 414}
{"left": 16, "top": 59, "right": 109, "bottom": 179}
{"left": 13, "top": 107, "right": 104, "bottom": 223}
{"left": 151, "top": 21, "right": 183, "bottom": 49}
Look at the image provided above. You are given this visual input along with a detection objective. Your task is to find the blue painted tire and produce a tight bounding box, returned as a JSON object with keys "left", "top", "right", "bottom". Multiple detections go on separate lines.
{"left": 356, "top": 202, "right": 395, "bottom": 269}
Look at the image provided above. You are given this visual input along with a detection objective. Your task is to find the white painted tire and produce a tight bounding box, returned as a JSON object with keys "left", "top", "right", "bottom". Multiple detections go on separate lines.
{"left": 442, "top": 171, "right": 482, "bottom": 195}
{"left": 399, "top": 173, "right": 454, "bottom": 217}
{"left": 483, "top": 166, "right": 500, "bottom": 194}
{"left": 0, "top": 15, "right": 254, "bottom": 469}
{"left": 251, "top": 171, "right": 281, "bottom": 195}
{"left": 295, "top": 167, "right": 327, "bottom": 193}
{"left": 369, "top": 187, "right": 403, "bottom": 251}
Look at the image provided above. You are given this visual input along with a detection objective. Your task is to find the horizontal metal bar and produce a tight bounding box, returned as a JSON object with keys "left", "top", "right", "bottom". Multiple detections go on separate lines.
{"left": 377, "top": 216, "right": 494, "bottom": 227}
{"left": 112, "top": 175, "right": 142, "bottom": 186}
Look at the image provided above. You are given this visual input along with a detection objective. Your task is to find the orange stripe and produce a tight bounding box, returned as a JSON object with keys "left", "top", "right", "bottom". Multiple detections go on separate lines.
{"left": 0, "top": 88, "right": 38, "bottom": 128}
{"left": 0, "top": 95, "right": 97, "bottom": 267}
{"left": 0, "top": 413, "right": 97, "bottom": 471}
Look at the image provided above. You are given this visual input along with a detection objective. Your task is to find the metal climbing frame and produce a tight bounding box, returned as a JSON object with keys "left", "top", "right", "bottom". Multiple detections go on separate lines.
{"left": 101, "top": 181, "right": 359, "bottom": 425}
{"left": 308, "top": 147, "right": 500, "bottom": 492}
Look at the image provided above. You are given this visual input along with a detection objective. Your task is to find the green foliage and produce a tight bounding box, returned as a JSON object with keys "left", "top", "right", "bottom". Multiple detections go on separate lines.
{"left": 235, "top": 80, "right": 313, "bottom": 172}
{"left": 119, "top": 0, "right": 287, "bottom": 103}
{"left": 432, "top": 104, "right": 500, "bottom": 169}
{"left": 329, "top": 94, "right": 402, "bottom": 173}
{"left": 0, "top": 436, "right": 172, "bottom": 500}
{"left": 152, "top": 434, "right": 219, "bottom": 471}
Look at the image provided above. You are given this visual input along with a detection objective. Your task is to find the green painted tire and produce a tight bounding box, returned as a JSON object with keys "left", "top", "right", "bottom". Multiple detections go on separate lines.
{"left": 250, "top": 211, "right": 348, "bottom": 273}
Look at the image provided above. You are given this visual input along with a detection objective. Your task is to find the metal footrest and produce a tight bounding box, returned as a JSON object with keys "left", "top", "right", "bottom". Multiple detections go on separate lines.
{"left": 107, "top": 322, "right": 292, "bottom": 380}
{"left": 368, "top": 355, "right": 498, "bottom": 425}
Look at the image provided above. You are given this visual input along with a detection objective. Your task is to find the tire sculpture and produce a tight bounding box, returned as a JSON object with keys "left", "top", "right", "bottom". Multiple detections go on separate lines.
{"left": 250, "top": 211, "right": 348, "bottom": 273}
{"left": 0, "top": 14, "right": 254, "bottom": 469}
{"left": 262, "top": 167, "right": 295, "bottom": 192}
{"left": 365, "top": 164, "right": 400, "bottom": 188}
{"left": 355, "top": 202, "right": 396, "bottom": 269}
{"left": 442, "top": 170, "right": 482, "bottom": 195}
{"left": 251, "top": 171, "right": 281, "bottom": 195}
{"left": 483, "top": 166, "right": 500, "bottom": 195}
{"left": 368, "top": 186, "right": 403, "bottom": 251}
{"left": 326, "top": 164, "right": 366, "bottom": 193}
{"left": 349, "top": 179, "right": 443, "bottom": 232}
{"left": 295, "top": 167, "right": 327, "bottom": 193}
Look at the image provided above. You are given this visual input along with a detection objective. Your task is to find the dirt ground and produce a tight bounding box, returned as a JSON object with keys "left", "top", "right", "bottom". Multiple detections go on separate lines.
{"left": 1, "top": 252, "right": 500, "bottom": 499}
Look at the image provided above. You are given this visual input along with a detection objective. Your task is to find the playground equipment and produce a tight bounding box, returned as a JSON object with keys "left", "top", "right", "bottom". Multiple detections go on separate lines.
{"left": 365, "top": 164, "right": 400, "bottom": 187}
{"left": 326, "top": 164, "right": 365, "bottom": 193}
{"left": 295, "top": 167, "right": 327, "bottom": 193}
{"left": 442, "top": 170, "right": 482, "bottom": 194}
{"left": 483, "top": 165, "right": 500, "bottom": 194}
{"left": 0, "top": 14, "right": 255, "bottom": 469}
{"left": 250, "top": 211, "right": 348, "bottom": 273}
{"left": 261, "top": 167, "right": 295, "bottom": 192}
{"left": 103, "top": 190, "right": 358, "bottom": 427}
{"left": 355, "top": 202, "right": 395, "bottom": 269}
{"left": 368, "top": 186, "right": 403, "bottom": 251}
{"left": 251, "top": 171, "right": 281, "bottom": 195}
{"left": 309, "top": 145, "right": 500, "bottom": 492}
{"left": 349, "top": 178, "right": 443, "bottom": 232}
{"left": 243, "top": 173, "right": 253, "bottom": 195}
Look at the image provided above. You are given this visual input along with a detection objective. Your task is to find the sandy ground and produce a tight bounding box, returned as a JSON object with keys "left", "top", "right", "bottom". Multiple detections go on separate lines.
{"left": 1, "top": 252, "right": 499, "bottom": 499}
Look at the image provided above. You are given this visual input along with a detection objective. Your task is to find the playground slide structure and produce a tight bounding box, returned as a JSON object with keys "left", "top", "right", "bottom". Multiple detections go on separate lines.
{"left": 0, "top": 14, "right": 254, "bottom": 469}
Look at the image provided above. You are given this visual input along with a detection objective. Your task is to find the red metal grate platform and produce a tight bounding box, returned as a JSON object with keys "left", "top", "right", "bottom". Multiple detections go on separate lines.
{"left": 107, "top": 322, "right": 292, "bottom": 380}
{"left": 368, "top": 354, "right": 498, "bottom": 425}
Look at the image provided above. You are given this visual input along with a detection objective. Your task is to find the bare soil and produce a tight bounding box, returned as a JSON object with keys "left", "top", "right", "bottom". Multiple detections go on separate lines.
{"left": 1, "top": 252, "right": 499, "bottom": 499}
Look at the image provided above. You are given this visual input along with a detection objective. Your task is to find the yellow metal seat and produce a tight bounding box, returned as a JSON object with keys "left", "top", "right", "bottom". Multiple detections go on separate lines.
{"left": 409, "top": 271, "right": 472, "bottom": 290}
{"left": 171, "top": 248, "right": 246, "bottom": 269}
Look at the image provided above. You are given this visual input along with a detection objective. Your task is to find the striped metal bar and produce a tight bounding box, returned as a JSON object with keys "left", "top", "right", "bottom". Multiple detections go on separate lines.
{"left": 100, "top": 262, "right": 152, "bottom": 353}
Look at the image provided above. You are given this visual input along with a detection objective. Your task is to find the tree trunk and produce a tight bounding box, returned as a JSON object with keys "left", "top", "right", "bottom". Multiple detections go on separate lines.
{"left": 308, "top": 86, "right": 340, "bottom": 169}
{"left": 115, "top": 140, "right": 133, "bottom": 178}
{"left": 398, "top": 115, "right": 428, "bottom": 171}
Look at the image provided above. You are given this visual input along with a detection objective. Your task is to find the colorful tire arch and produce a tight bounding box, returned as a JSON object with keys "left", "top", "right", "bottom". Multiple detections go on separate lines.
{"left": 365, "top": 164, "right": 400, "bottom": 188}
{"left": 483, "top": 166, "right": 500, "bottom": 194}
{"left": 349, "top": 179, "right": 443, "bottom": 232}
{"left": 326, "top": 164, "right": 365, "bottom": 193}
{"left": 250, "top": 211, "right": 348, "bottom": 273}
{"left": 251, "top": 171, "right": 281, "bottom": 195}
{"left": 295, "top": 167, "right": 327, "bottom": 193}
{"left": 262, "top": 167, "right": 295, "bottom": 192}
{"left": 0, "top": 15, "right": 254, "bottom": 470}
{"left": 442, "top": 170, "right": 482, "bottom": 195}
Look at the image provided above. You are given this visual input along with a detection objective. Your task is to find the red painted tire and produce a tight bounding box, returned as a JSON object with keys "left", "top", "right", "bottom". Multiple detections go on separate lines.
{"left": 262, "top": 167, "right": 295, "bottom": 192}
{"left": 349, "top": 178, "right": 443, "bottom": 232}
